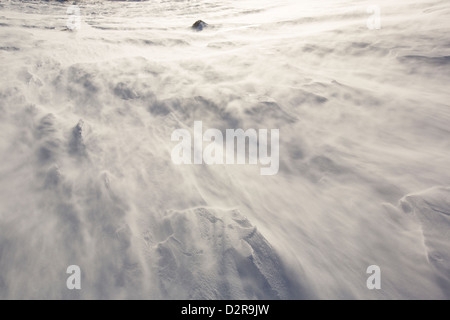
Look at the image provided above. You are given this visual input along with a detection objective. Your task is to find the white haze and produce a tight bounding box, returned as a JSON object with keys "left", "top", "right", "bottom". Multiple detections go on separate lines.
{"left": 0, "top": 0, "right": 449, "bottom": 299}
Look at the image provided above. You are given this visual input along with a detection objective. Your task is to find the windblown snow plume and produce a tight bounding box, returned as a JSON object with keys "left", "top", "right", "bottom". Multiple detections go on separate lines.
{"left": 0, "top": 0, "right": 449, "bottom": 299}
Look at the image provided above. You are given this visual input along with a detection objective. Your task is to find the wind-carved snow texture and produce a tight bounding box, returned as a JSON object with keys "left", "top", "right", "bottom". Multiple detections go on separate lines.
{"left": 1, "top": 0, "right": 450, "bottom": 299}
{"left": 400, "top": 188, "right": 450, "bottom": 295}
{"left": 154, "top": 207, "right": 307, "bottom": 299}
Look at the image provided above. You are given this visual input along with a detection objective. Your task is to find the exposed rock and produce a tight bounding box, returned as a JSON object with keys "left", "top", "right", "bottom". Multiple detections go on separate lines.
{"left": 192, "top": 20, "right": 208, "bottom": 31}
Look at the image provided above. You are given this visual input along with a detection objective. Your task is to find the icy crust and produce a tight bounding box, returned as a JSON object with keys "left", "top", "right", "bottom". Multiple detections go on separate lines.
{"left": 400, "top": 187, "right": 450, "bottom": 294}
{"left": 154, "top": 207, "right": 301, "bottom": 299}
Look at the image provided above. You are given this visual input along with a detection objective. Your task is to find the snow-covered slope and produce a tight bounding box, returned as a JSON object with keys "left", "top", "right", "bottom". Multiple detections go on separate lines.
{"left": 0, "top": 0, "right": 449, "bottom": 299}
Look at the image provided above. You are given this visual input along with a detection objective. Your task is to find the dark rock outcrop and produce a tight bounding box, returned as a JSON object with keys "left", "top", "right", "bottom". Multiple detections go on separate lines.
{"left": 192, "top": 20, "right": 208, "bottom": 31}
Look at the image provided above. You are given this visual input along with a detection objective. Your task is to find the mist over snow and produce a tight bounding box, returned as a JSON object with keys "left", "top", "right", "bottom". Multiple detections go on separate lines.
{"left": 0, "top": 0, "right": 449, "bottom": 299}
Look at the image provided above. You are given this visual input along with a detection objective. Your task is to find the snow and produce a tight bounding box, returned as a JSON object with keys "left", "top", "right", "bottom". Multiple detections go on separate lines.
{"left": 0, "top": 0, "right": 449, "bottom": 299}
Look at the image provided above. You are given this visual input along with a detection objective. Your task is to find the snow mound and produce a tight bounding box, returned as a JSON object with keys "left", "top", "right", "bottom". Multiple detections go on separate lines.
{"left": 153, "top": 207, "right": 304, "bottom": 299}
{"left": 400, "top": 187, "right": 450, "bottom": 295}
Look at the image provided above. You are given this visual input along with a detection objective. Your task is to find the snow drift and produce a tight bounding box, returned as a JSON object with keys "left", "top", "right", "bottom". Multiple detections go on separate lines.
{"left": 0, "top": 0, "right": 449, "bottom": 299}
